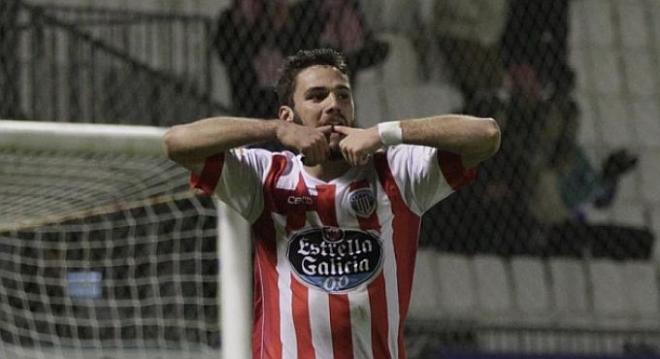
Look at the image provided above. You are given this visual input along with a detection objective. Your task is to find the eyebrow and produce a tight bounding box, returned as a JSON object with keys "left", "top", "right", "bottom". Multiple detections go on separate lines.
{"left": 304, "top": 85, "right": 352, "bottom": 94}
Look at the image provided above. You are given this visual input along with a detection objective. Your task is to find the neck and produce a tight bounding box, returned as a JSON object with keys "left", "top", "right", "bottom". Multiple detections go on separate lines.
{"left": 304, "top": 159, "right": 351, "bottom": 182}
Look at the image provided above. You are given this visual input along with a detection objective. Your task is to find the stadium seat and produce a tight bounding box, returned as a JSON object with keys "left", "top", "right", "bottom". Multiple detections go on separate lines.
{"left": 510, "top": 257, "right": 552, "bottom": 324}
{"left": 623, "top": 261, "right": 660, "bottom": 328}
{"left": 383, "top": 84, "right": 463, "bottom": 122}
{"left": 376, "top": 33, "right": 420, "bottom": 87}
{"left": 408, "top": 248, "right": 443, "bottom": 320}
{"left": 640, "top": 150, "right": 660, "bottom": 203}
{"left": 354, "top": 69, "right": 386, "bottom": 128}
{"left": 615, "top": 167, "right": 642, "bottom": 203}
{"left": 548, "top": 258, "right": 591, "bottom": 326}
{"left": 631, "top": 98, "right": 660, "bottom": 148}
{"left": 625, "top": 51, "right": 655, "bottom": 96}
{"left": 435, "top": 253, "right": 478, "bottom": 321}
{"left": 189, "top": 0, "right": 232, "bottom": 15}
{"left": 598, "top": 95, "right": 634, "bottom": 147}
{"left": 653, "top": 205, "right": 660, "bottom": 259}
{"left": 211, "top": 57, "right": 232, "bottom": 109}
{"left": 593, "top": 50, "right": 622, "bottom": 95}
{"left": 611, "top": 201, "right": 646, "bottom": 227}
{"left": 368, "top": 0, "right": 416, "bottom": 33}
{"left": 573, "top": 94, "right": 597, "bottom": 146}
{"left": 615, "top": 0, "right": 649, "bottom": 49}
{"left": 582, "top": 0, "right": 615, "bottom": 47}
{"left": 472, "top": 255, "right": 514, "bottom": 324}
{"left": 568, "top": 0, "right": 586, "bottom": 47}
{"left": 588, "top": 259, "right": 630, "bottom": 328}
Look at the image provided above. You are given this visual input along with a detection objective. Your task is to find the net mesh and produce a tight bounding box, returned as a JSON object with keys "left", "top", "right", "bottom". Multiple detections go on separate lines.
{"left": 2, "top": 0, "right": 660, "bottom": 357}
{"left": 0, "top": 148, "right": 220, "bottom": 358}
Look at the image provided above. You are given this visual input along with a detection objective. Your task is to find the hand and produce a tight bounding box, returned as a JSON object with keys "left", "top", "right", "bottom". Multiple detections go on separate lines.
{"left": 276, "top": 122, "right": 333, "bottom": 165}
{"left": 601, "top": 149, "right": 638, "bottom": 180}
{"left": 333, "top": 125, "right": 382, "bottom": 166}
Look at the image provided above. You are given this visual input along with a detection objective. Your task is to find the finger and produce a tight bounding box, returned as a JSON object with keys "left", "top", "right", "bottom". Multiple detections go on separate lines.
{"left": 340, "top": 144, "right": 352, "bottom": 166}
{"left": 347, "top": 149, "right": 359, "bottom": 167}
{"left": 303, "top": 138, "right": 322, "bottom": 165}
{"left": 317, "top": 125, "right": 334, "bottom": 134}
{"left": 358, "top": 152, "right": 370, "bottom": 166}
{"left": 332, "top": 125, "right": 353, "bottom": 135}
{"left": 310, "top": 139, "right": 329, "bottom": 165}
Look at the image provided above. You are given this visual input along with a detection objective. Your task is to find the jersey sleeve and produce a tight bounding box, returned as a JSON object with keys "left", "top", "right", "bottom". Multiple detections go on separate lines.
{"left": 386, "top": 145, "right": 477, "bottom": 215}
{"left": 189, "top": 148, "right": 271, "bottom": 223}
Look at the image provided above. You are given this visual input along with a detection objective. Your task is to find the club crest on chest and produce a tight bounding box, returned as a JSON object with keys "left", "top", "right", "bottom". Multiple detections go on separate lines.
{"left": 348, "top": 188, "right": 376, "bottom": 218}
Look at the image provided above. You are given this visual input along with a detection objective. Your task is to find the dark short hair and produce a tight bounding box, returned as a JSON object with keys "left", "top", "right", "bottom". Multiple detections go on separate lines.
{"left": 276, "top": 48, "right": 349, "bottom": 108}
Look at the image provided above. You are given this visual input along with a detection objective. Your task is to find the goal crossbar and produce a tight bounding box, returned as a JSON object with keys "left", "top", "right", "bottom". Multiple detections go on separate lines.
{"left": 0, "top": 119, "right": 251, "bottom": 359}
{"left": 0, "top": 119, "right": 166, "bottom": 156}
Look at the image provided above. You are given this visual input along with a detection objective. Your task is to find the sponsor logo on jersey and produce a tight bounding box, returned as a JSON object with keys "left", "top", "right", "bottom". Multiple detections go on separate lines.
{"left": 348, "top": 188, "right": 376, "bottom": 218}
{"left": 287, "top": 195, "right": 313, "bottom": 205}
{"left": 287, "top": 227, "right": 383, "bottom": 293}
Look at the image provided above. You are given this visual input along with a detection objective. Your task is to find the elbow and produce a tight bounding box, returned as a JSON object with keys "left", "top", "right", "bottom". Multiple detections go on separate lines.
{"left": 162, "top": 125, "right": 188, "bottom": 163}
{"left": 483, "top": 117, "right": 501, "bottom": 157}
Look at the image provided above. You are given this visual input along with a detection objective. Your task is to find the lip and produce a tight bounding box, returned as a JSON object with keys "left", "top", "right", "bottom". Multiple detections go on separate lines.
{"left": 319, "top": 115, "right": 346, "bottom": 127}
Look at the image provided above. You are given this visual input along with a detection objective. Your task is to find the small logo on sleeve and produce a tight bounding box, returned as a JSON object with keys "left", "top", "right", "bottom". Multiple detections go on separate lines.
{"left": 287, "top": 227, "right": 383, "bottom": 293}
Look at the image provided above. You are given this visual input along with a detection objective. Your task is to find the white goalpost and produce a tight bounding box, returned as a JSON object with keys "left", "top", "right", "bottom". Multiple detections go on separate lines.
{"left": 0, "top": 119, "right": 251, "bottom": 359}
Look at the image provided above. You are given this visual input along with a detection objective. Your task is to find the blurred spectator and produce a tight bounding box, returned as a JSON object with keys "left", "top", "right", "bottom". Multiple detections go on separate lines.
{"left": 501, "top": 0, "right": 573, "bottom": 100}
{"left": 213, "top": 0, "right": 294, "bottom": 118}
{"left": 423, "top": 91, "right": 655, "bottom": 259}
{"left": 212, "top": 0, "right": 388, "bottom": 120}
{"left": 422, "top": 0, "right": 651, "bottom": 257}
{"left": 290, "top": 0, "right": 389, "bottom": 87}
{"left": 422, "top": 92, "right": 545, "bottom": 256}
{"left": 432, "top": 0, "right": 508, "bottom": 103}
{"left": 530, "top": 95, "right": 654, "bottom": 259}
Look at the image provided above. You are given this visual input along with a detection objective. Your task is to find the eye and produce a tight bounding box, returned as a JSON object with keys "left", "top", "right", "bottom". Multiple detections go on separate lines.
{"left": 337, "top": 91, "right": 351, "bottom": 100}
{"left": 306, "top": 91, "right": 328, "bottom": 102}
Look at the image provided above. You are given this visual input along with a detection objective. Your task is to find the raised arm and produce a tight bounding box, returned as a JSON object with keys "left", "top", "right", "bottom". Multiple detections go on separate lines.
{"left": 399, "top": 115, "right": 501, "bottom": 168}
{"left": 163, "top": 116, "right": 333, "bottom": 172}
{"left": 334, "top": 115, "right": 501, "bottom": 168}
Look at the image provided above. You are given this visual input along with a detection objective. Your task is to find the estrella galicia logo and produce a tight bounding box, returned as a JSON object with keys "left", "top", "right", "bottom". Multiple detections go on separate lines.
{"left": 348, "top": 188, "right": 376, "bottom": 218}
{"left": 287, "top": 227, "right": 383, "bottom": 293}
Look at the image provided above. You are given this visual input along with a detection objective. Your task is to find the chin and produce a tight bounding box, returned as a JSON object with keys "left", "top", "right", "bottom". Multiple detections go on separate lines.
{"left": 329, "top": 132, "right": 343, "bottom": 143}
{"left": 328, "top": 149, "right": 344, "bottom": 161}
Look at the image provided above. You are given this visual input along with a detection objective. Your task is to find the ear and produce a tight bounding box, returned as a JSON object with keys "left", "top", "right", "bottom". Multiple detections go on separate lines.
{"left": 278, "top": 106, "right": 294, "bottom": 123}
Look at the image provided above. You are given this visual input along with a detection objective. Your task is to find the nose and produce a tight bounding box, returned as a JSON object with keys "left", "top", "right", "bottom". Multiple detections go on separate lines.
{"left": 324, "top": 92, "right": 342, "bottom": 114}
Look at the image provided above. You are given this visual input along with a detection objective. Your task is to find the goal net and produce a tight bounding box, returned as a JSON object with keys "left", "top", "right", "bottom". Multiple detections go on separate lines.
{"left": 0, "top": 120, "right": 249, "bottom": 359}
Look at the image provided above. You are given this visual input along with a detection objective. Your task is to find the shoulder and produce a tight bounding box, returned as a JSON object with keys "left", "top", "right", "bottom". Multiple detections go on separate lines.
{"left": 385, "top": 144, "right": 436, "bottom": 159}
{"left": 236, "top": 148, "right": 299, "bottom": 171}
{"left": 234, "top": 147, "right": 296, "bottom": 160}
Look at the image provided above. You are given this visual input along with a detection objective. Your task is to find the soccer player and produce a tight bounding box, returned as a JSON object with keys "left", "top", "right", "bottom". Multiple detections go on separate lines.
{"left": 164, "top": 48, "right": 500, "bottom": 359}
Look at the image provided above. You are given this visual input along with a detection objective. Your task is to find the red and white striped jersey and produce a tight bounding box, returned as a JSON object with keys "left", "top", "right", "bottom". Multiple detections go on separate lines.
{"left": 191, "top": 145, "right": 476, "bottom": 359}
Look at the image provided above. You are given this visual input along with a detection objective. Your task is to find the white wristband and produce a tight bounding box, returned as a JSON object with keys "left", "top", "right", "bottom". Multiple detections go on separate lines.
{"left": 377, "top": 121, "right": 403, "bottom": 146}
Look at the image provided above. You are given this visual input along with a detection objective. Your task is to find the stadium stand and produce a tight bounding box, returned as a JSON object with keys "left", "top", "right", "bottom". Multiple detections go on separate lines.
{"left": 3, "top": 0, "right": 660, "bottom": 357}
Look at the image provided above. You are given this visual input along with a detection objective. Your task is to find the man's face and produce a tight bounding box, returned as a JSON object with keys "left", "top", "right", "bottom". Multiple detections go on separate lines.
{"left": 289, "top": 65, "right": 355, "bottom": 152}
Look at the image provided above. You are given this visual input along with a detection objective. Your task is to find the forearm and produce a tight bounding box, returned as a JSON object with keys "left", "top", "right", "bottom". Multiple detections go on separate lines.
{"left": 399, "top": 115, "right": 501, "bottom": 167}
{"left": 163, "top": 117, "right": 279, "bottom": 164}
